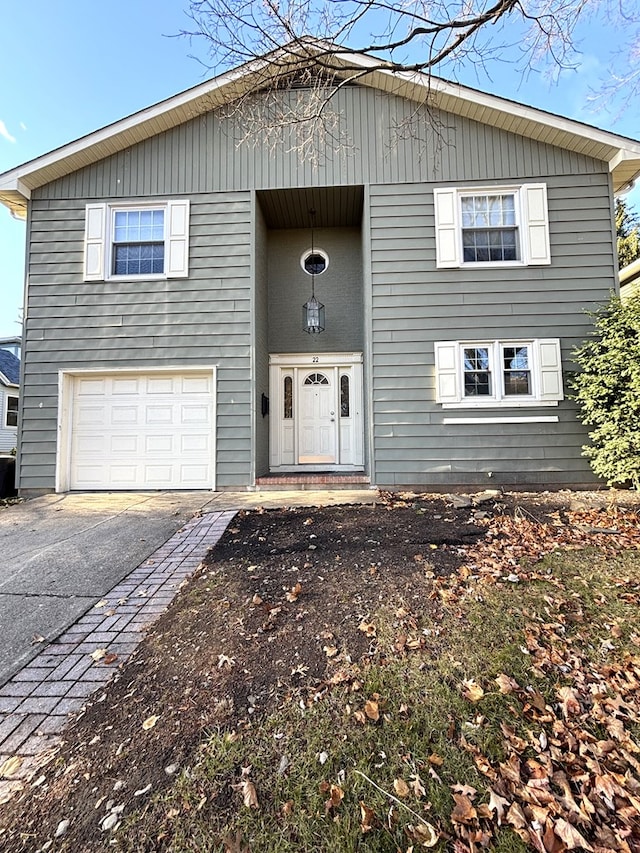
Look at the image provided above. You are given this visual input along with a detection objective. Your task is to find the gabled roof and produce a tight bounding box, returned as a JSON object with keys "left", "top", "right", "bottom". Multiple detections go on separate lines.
{"left": 0, "top": 350, "right": 20, "bottom": 387}
{"left": 1, "top": 40, "right": 640, "bottom": 218}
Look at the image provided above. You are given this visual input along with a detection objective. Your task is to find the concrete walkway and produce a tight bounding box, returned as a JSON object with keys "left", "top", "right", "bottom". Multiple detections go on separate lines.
{"left": 0, "top": 489, "right": 375, "bottom": 798}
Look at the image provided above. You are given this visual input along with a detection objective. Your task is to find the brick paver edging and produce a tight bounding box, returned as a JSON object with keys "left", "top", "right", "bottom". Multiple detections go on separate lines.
{"left": 0, "top": 509, "right": 236, "bottom": 799}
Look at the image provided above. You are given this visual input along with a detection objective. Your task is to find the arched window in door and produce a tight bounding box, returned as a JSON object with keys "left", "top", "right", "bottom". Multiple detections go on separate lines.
{"left": 304, "top": 373, "right": 329, "bottom": 385}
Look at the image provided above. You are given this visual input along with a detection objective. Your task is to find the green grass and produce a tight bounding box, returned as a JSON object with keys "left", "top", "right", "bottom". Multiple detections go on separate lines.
{"left": 115, "top": 547, "right": 640, "bottom": 852}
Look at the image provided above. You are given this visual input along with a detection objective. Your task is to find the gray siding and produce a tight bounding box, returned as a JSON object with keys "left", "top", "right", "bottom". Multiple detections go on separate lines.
{"left": 369, "top": 173, "right": 615, "bottom": 487}
{"left": 267, "top": 228, "right": 364, "bottom": 354}
{"left": 20, "top": 192, "right": 252, "bottom": 491}
{"left": 33, "top": 87, "right": 604, "bottom": 201}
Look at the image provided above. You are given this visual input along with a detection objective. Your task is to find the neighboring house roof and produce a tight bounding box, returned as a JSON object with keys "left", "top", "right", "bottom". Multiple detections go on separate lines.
{"left": 619, "top": 257, "right": 640, "bottom": 302}
{"left": 1, "top": 40, "right": 640, "bottom": 219}
{"left": 0, "top": 350, "right": 20, "bottom": 387}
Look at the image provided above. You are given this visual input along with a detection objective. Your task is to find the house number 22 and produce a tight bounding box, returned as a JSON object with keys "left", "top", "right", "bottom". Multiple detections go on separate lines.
{"left": 311, "top": 356, "right": 319, "bottom": 363}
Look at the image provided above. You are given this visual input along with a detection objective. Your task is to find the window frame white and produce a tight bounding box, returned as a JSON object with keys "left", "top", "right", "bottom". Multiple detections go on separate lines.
{"left": 434, "top": 338, "right": 564, "bottom": 408}
{"left": 4, "top": 393, "right": 18, "bottom": 429}
{"left": 84, "top": 199, "right": 190, "bottom": 282}
{"left": 433, "top": 183, "right": 551, "bottom": 269}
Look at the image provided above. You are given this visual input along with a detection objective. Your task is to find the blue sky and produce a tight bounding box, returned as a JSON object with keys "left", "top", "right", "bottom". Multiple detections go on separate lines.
{"left": 1, "top": 1, "right": 639, "bottom": 338}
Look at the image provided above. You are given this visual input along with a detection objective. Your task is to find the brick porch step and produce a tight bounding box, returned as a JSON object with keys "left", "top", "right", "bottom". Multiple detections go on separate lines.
{"left": 255, "top": 473, "right": 371, "bottom": 491}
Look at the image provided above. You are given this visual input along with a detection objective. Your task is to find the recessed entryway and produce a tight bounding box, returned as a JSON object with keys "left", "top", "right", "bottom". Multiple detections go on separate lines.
{"left": 269, "top": 353, "right": 363, "bottom": 471}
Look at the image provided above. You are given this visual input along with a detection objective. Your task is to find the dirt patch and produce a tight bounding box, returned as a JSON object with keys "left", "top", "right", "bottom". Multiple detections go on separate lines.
{"left": 0, "top": 489, "right": 638, "bottom": 851}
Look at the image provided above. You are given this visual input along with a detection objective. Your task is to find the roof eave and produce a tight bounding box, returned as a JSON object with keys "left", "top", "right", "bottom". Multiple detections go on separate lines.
{"left": 1, "top": 42, "right": 640, "bottom": 209}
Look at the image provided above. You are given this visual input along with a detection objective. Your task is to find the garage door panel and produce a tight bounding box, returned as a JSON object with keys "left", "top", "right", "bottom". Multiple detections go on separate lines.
{"left": 76, "top": 405, "right": 106, "bottom": 426}
{"left": 182, "top": 376, "right": 211, "bottom": 394}
{"left": 76, "top": 378, "right": 107, "bottom": 396}
{"left": 111, "top": 406, "right": 139, "bottom": 425}
{"left": 112, "top": 378, "right": 140, "bottom": 395}
{"left": 146, "top": 376, "right": 175, "bottom": 394}
{"left": 69, "top": 370, "right": 214, "bottom": 490}
{"left": 145, "top": 435, "right": 174, "bottom": 453}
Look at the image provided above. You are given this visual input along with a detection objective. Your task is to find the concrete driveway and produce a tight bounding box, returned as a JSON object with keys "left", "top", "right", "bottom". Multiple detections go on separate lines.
{"left": 0, "top": 492, "right": 220, "bottom": 685}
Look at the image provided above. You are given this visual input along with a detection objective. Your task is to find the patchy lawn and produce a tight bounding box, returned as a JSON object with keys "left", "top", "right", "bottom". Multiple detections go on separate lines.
{"left": 1, "top": 491, "right": 639, "bottom": 852}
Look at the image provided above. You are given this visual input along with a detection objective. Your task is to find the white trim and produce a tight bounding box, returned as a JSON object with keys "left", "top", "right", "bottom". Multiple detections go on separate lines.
{"left": 300, "top": 247, "right": 329, "bottom": 275}
{"left": 443, "top": 416, "right": 559, "bottom": 424}
{"left": 4, "top": 393, "right": 18, "bottom": 430}
{"left": 56, "top": 365, "right": 217, "bottom": 493}
{"left": 269, "top": 352, "right": 363, "bottom": 366}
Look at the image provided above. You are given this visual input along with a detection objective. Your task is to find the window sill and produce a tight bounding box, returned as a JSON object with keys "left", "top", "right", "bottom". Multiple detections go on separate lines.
{"left": 441, "top": 399, "right": 560, "bottom": 408}
{"left": 443, "top": 415, "right": 559, "bottom": 424}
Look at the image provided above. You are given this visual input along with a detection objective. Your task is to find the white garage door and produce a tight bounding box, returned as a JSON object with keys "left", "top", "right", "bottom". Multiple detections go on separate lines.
{"left": 69, "top": 371, "right": 215, "bottom": 490}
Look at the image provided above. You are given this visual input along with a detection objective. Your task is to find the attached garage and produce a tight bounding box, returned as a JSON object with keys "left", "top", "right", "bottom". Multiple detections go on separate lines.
{"left": 57, "top": 368, "right": 216, "bottom": 491}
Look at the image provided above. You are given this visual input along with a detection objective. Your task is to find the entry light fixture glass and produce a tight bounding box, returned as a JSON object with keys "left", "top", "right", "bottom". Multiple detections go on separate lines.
{"left": 302, "top": 294, "right": 325, "bottom": 334}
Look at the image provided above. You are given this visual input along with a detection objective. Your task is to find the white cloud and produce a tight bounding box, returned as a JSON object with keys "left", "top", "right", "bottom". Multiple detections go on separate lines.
{"left": 0, "top": 120, "right": 16, "bottom": 143}
{"left": 19, "top": 122, "right": 27, "bottom": 132}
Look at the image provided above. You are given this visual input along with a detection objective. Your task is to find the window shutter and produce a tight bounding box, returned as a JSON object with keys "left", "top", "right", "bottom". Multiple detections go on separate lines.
{"left": 433, "top": 189, "right": 460, "bottom": 268}
{"left": 166, "top": 200, "right": 190, "bottom": 278}
{"left": 522, "top": 184, "right": 551, "bottom": 265}
{"left": 434, "top": 342, "right": 460, "bottom": 403}
{"left": 536, "top": 339, "right": 564, "bottom": 401}
{"left": 84, "top": 203, "right": 107, "bottom": 281}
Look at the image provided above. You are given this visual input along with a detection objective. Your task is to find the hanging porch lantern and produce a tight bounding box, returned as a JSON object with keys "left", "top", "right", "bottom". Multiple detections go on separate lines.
{"left": 302, "top": 293, "right": 325, "bottom": 334}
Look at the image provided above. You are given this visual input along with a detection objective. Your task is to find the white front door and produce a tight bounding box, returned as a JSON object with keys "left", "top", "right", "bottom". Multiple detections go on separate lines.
{"left": 298, "top": 372, "right": 336, "bottom": 464}
{"left": 269, "top": 353, "right": 364, "bottom": 471}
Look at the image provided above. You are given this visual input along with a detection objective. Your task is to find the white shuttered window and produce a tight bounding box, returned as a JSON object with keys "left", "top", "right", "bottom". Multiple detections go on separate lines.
{"left": 434, "top": 339, "right": 563, "bottom": 407}
{"left": 83, "top": 200, "right": 190, "bottom": 281}
{"left": 433, "top": 184, "right": 551, "bottom": 268}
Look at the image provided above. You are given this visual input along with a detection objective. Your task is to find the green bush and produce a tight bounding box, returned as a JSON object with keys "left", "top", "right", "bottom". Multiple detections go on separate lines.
{"left": 572, "top": 295, "right": 640, "bottom": 489}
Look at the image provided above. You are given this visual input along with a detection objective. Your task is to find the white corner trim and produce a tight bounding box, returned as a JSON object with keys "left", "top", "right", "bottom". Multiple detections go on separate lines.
{"left": 443, "top": 416, "right": 560, "bottom": 425}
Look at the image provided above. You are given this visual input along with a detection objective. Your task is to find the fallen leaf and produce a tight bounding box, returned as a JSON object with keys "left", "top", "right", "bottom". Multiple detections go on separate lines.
{"left": 240, "top": 778, "right": 259, "bottom": 808}
{"left": 217, "top": 654, "right": 236, "bottom": 670}
{"left": 360, "top": 801, "right": 376, "bottom": 832}
{"left": 286, "top": 583, "right": 302, "bottom": 602}
{"left": 323, "top": 645, "right": 338, "bottom": 658}
{"left": 0, "top": 756, "right": 23, "bottom": 779}
{"left": 364, "top": 699, "right": 380, "bottom": 721}
{"left": 487, "top": 788, "right": 510, "bottom": 824}
{"left": 408, "top": 821, "right": 439, "bottom": 847}
{"left": 495, "top": 673, "right": 519, "bottom": 694}
{"left": 554, "top": 817, "right": 593, "bottom": 851}
{"left": 451, "top": 792, "right": 477, "bottom": 824}
{"left": 90, "top": 648, "right": 108, "bottom": 662}
{"left": 358, "top": 620, "right": 377, "bottom": 637}
{"left": 281, "top": 800, "right": 294, "bottom": 816}
{"left": 324, "top": 783, "right": 344, "bottom": 813}
{"left": 393, "top": 778, "right": 410, "bottom": 798}
{"left": 31, "top": 633, "right": 45, "bottom": 645}
{"left": 251, "top": 593, "right": 263, "bottom": 605}
{"left": 557, "top": 686, "right": 581, "bottom": 719}
{"left": 142, "top": 715, "right": 159, "bottom": 731}
{"left": 93, "top": 599, "right": 109, "bottom": 609}
{"left": 103, "top": 652, "right": 118, "bottom": 665}
{"left": 462, "top": 678, "right": 485, "bottom": 702}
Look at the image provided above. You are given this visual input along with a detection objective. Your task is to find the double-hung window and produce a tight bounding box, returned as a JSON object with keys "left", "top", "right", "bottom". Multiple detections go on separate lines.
{"left": 5, "top": 395, "right": 18, "bottom": 428}
{"left": 434, "top": 339, "right": 563, "bottom": 407}
{"left": 434, "top": 183, "right": 551, "bottom": 268}
{"left": 83, "top": 200, "right": 190, "bottom": 281}
{"left": 112, "top": 209, "right": 165, "bottom": 276}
